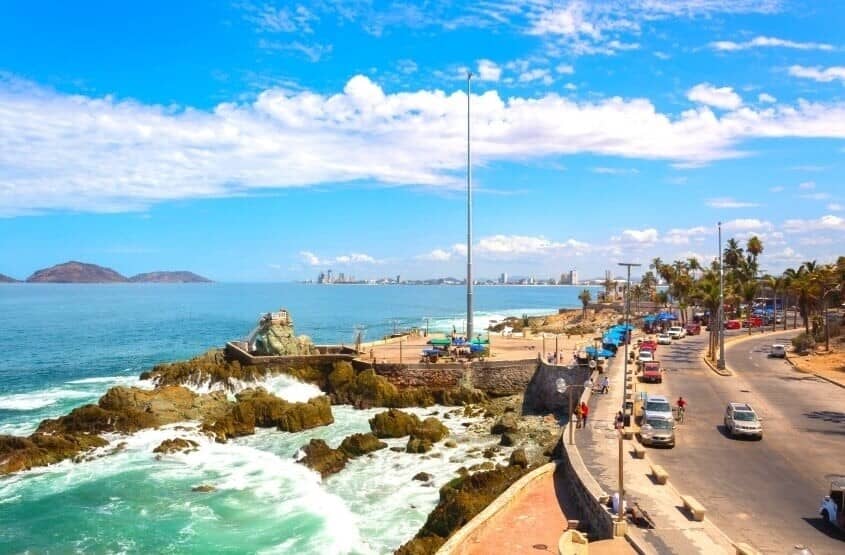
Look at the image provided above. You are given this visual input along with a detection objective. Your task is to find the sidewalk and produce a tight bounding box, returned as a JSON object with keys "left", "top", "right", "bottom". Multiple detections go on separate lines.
{"left": 575, "top": 350, "right": 735, "bottom": 555}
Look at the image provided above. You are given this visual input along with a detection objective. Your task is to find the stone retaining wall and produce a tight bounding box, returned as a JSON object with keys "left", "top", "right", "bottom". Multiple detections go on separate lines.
{"left": 524, "top": 362, "right": 592, "bottom": 414}
{"left": 368, "top": 359, "right": 540, "bottom": 395}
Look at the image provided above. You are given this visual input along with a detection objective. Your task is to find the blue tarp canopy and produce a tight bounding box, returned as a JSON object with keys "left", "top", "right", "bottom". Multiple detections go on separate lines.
{"left": 642, "top": 315, "right": 657, "bottom": 324}
{"left": 586, "top": 346, "right": 615, "bottom": 358}
{"left": 657, "top": 312, "right": 677, "bottom": 321}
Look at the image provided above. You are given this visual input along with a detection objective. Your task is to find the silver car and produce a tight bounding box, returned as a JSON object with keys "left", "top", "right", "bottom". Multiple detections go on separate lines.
{"left": 724, "top": 402, "right": 763, "bottom": 439}
{"left": 639, "top": 414, "right": 676, "bottom": 447}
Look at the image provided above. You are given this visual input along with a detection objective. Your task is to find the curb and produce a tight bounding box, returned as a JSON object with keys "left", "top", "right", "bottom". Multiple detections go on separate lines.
{"left": 700, "top": 329, "right": 797, "bottom": 377}
{"left": 784, "top": 353, "right": 845, "bottom": 390}
{"left": 702, "top": 355, "right": 732, "bottom": 377}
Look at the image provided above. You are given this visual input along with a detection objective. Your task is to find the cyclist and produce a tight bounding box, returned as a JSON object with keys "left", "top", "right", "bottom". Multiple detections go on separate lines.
{"left": 676, "top": 396, "right": 687, "bottom": 422}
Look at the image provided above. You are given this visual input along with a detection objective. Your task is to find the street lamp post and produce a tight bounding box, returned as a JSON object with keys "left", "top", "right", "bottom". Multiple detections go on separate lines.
{"left": 617, "top": 262, "right": 640, "bottom": 524}
{"left": 465, "top": 71, "right": 474, "bottom": 342}
{"left": 717, "top": 222, "right": 726, "bottom": 369}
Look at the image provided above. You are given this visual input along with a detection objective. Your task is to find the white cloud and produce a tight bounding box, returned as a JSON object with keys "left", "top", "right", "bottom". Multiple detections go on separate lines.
{"left": 769, "top": 186, "right": 784, "bottom": 192}
{"left": 663, "top": 226, "right": 708, "bottom": 245}
{"left": 477, "top": 59, "right": 502, "bottom": 82}
{"left": 619, "top": 228, "right": 659, "bottom": 243}
{"left": 783, "top": 214, "right": 845, "bottom": 232}
{"left": 799, "top": 181, "right": 815, "bottom": 189}
{"left": 723, "top": 219, "right": 773, "bottom": 232}
{"left": 801, "top": 192, "right": 831, "bottom": 200}
{"left": 300, "top": 251, "right": 379, "bottom": 266}
{"left": 710, "top": 36, "right": 834, "bottom": 52}
{"left": 758, "top": 93, "right": 776, "bottom": 103}
{"left": 827, "top": 203, "right": 843, "bottom": 211}
{"left": 397, "top": 59, "right": 418, "bottom": 74}
{"left": 417, "top": 248, "right": 453, "bottom": 261}
{"left": 707, "top": 197, "right": 759, "bottom": 208}
{"left": 788, "top": 65, "right": 845, "bottom": 83}
{"left": 518, "top": 68, "right": 553, "bottom": 84}
{"left": 9, "top": 73, "right": 845, "bottom": 215}
{"left": 555, "top": 64, "right": 575, "bottom": 74}
{"left": 687, "top": 83, "right": 743, "bottom": 110}
{"left": 592, "top": 167, "right": 639, "bottom": 175}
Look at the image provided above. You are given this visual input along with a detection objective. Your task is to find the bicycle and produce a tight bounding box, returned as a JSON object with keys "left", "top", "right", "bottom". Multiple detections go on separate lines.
{"left": 675, "top": 405, "right": 686, "bottom": 424}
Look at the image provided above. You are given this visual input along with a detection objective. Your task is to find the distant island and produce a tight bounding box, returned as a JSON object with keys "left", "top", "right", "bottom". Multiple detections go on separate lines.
{"left": 10, "top": 261, "right": 212, "bottom": 284}
{"left": 0, "top": 273, "right": 19, "bottom": 283}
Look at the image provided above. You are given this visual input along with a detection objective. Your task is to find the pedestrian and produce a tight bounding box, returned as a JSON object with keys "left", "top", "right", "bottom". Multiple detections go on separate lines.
{"left": 573, "top": 406, "right": 582, "bottom": 429}
{"left": 600, "top": 376, "right": 610, "bottom": 394}
{"left": 615, "top": 411, "right": 624, "bottom": 430}
{"left": 580, "top": 402, "right": 589, "bottom": 427}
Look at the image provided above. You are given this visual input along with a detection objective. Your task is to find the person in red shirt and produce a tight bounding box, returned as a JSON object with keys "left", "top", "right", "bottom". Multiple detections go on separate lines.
{"left": 580, "top": 401, "right": 589, "bottom": 427}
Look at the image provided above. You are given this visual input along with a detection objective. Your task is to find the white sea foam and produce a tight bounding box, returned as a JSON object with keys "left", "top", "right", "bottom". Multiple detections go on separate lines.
{"left": 181, "top": 373, "right": 323, "bottom": 403}
{"left": 0, "top": 388, "right": 90, "bottom": 411}
{"left": 426, "top": 308, "right": 556, "bottom": 333}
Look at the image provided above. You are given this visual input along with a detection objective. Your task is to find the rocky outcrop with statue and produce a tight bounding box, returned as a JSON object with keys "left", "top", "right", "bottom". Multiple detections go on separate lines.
{"left": 248, "top": 309, "right": 318, "bottom": 356}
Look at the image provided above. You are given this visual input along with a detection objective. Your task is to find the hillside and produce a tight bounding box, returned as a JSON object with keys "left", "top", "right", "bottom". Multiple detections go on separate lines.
{"left": 26, "top": 261, "right": 128, "bottom": 283}
{"left": 129, "top": 271, "right": 212, "bottom": 283}
{"left": 0, "top": 273, "right": 19, "bottom": 283}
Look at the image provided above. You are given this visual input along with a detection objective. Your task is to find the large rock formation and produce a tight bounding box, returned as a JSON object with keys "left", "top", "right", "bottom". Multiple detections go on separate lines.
{"left": 299, "top": 439, "right": 348, "bottom": 478}
{"left": 338, "top": 433, "right": 387, "bottom": 457}
{"left": 202, "top": 388, "right": 333, "bottom": 442}
{"left": 396, "top": 465, "right": 528, "bottom": 554}
{"left": 369, "top": 409, "right": 422, "bottom": 438}
{"left": 250, "top": 310, "right": 318, "bottom": 356}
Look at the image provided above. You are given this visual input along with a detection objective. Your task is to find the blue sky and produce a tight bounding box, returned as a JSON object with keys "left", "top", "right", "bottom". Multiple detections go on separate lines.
{"left": 1, "top": 0, "right": 844, "bottom": 281}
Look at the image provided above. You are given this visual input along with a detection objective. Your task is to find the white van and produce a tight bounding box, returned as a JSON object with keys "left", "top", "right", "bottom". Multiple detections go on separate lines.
{"left": 770, "top": 344, "right": 786, "bottom": 358}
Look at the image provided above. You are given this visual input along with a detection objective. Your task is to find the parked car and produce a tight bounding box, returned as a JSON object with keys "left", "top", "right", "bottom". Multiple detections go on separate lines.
{"left": 684, "top": 323, "right": 701, "bottom": 335}
{"left": 820, "top": 478, "right": 845, "bottom": 531}
{"left": 667, "top": 326, "right": 686, "bottom": 339}
{"left": 770, "top": 344, "right": 787, "bottom": 358}
{"left": 724, "top": 402, "right": 763, "bottom": 439}
{"left": 643, "top": 394, "right": 674, "bottom": 421}
{"left": 656, "top": 333, "right": 672, "bottom": 345}
{"left": 725, "top": 320, "right": 742, "bottom": 330}
{"left": 639, "top": 414, "right": 675, "bottom": 447}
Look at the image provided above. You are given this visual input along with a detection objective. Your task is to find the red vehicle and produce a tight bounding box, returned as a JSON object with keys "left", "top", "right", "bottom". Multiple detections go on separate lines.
{"left": 725, "top": 320, "right": 741, "bottom": 330}
{"left": 640, "top": 340, "right": 658, "bottom": 352}
{"left": 742, "top": 316, "right": 763, "bottom": 328}
{"left": 641, "top": 361, "right": 663, "bottom": 383}
{"left": 684, "top": 323, "right": 701, "bottom": 335}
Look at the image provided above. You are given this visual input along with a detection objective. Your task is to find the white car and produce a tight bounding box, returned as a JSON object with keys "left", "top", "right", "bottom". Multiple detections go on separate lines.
{"left": 637, "top": 350, "right": 654, "bottom": 363}
{"left": 770, "top": 344, "right": 786, "bottom": 358}
{"left": 667, "top": 326, "right": 686, "bottom": 339}
{"left": 657, "top": 333, "right": 672, "bottom": 345}
{"left": 724, "top": 402, "right": 763, "bottom": 439}
{"left": 643, "top": 394, "right": 674, "bottom": 421}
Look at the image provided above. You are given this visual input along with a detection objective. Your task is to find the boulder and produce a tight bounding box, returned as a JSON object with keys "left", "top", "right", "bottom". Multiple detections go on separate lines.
{"left": 413, "top": 471, "right": 433, "bottom": 482}
{"left": 499, "top": 432, "right": 517, "bottom": 447}
{"left": 491, "top": 414, "right": 518, "bottom": 435}
{"left": 191, "top": 484, "right": 216, "bottom": 493}
{"left": 298, "top": 439, "right": 348, "bottom": 478}
{"left": 406, "top": 437, "right": 433, "bottom": 454}
{"left": 0, "top": 433, "right": 107, "bottom": 475}
{"left": 327, "top": 361, "right": 355, "bottom": 393}
{"left": 509, "top": 448, "right": 529, "bottom": 468}
{"left": 153, "top": 438, "right": 199, "bottom": 454}
{"left": 410, "top": 417, "right": 449, "bottom": 443}
{"left": 444, "top": 439, "right": 458, "bottom": 448}
{"left": 438, "top": 386, "right": 487, "bottom": 406}
{"left": 339, "top": 433, "right": 387, "bottom": 457}
{"left": 369, "top": 409, "right": 422, "bottom": 438}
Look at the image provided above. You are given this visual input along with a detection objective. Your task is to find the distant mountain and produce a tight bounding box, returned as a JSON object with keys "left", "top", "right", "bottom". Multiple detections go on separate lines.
{"left": 129, "top": 271, "right": 212, "bottom": 283}
{"left": 26, "top": 261, "right": 127, "bottom": 283}
{"left": 0, "top": 273, "right": 19, "bottom": 283}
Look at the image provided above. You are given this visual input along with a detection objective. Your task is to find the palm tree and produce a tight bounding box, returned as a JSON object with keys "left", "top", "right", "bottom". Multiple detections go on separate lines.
{"left": 740, "top": 280, "right": 758, "bottom": 335}
{"left": 691, "top": 271, "right": 722, "bottom": 359}
{"left": 724, "top": 238, "right": 743, "bottom": 271}
{"left": 578, "top": 289, "right": 591, "bottom": 319}
{"left": 602, "top": 276, "right": 616, "bottom": 302}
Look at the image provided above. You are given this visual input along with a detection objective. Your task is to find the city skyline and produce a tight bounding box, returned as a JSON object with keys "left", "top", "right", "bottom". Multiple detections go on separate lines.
{"left": 1, "top": 2, "right": 844, "bottom": 281}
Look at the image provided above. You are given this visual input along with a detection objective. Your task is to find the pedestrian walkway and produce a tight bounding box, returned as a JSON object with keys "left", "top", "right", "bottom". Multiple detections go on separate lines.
{"left": 575, "top": 349, "right": 735, "bottom": 555}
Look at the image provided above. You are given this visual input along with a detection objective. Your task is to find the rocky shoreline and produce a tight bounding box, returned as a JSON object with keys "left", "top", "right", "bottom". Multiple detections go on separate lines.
{"left": 0, "top": 349, "right": 563, "bottom": 553}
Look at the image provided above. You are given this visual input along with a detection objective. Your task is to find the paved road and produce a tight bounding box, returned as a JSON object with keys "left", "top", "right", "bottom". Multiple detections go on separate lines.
{"left": 641, "top": 331, "right": 845, "bottom": 555}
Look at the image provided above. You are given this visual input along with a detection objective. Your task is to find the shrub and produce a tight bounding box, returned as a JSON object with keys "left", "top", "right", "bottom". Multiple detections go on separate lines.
{"left": 791, "top": 332, "right": 815, "bottom": 354}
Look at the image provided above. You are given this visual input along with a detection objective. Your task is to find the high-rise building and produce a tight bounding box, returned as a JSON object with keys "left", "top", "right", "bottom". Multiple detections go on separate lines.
{"left": 570, "top": 269, "right": 579, "bottom": 286}
{"left": 327, "top": 269, "right": 333, "bottom": 283}
{"left": 500, "top": 272, "right": 508, "bottom": 284}
{"left": 396, "top": 274, "right": 401, "bottom": 284}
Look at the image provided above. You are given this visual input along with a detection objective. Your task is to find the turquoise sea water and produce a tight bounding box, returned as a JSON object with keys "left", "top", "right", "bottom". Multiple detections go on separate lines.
{"left": 0, "top": 283, "right": 597, "bottom": 554}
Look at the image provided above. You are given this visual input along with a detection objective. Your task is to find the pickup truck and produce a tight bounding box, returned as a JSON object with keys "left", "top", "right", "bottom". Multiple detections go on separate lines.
{"left": 641, "top": 361, "right": 663, "bottom": 383}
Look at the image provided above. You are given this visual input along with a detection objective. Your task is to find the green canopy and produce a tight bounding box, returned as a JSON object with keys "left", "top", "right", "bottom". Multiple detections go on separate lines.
{"left": 427, "top": 338, "right": 451, "bottom": 346}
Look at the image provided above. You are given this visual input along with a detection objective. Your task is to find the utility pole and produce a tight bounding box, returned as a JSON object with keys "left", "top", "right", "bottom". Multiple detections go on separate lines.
{"left": 617, "top": 261, "right": 640, "bottom": 524}
{"left": 717, "top": 222, "right": 726, "bottom": 369}
{"left": 466, "top": 71, "right": 474, "bottom": 341}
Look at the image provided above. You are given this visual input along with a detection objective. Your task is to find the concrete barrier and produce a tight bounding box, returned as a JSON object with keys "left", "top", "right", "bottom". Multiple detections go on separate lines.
{"left": 631, "top": 444, "right": 645, "bottom": 459}
{"left": 681, "top": 495, "right": 706, "bottom": 521}
{"left": 650, "top": 464, "right": 668, "bottom": 485}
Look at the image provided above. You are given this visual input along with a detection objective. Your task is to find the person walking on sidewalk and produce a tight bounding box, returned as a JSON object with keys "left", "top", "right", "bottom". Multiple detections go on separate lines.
{"left": 600, "top": 375, "right": 610, "bottom": 394}
{"left": 580, "top": 401, "right": 589, "bottom": 427}
{"left": 615, "top": 411, "right": 624, "bottom": 430}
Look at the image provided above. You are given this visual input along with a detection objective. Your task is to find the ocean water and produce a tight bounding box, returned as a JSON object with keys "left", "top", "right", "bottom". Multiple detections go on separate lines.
{"left": 0, "top": 283, "right": 596, "bottom": 553}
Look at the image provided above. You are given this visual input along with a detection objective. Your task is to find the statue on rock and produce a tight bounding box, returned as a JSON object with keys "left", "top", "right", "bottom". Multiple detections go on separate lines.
{"left": 248, "top": 309, "right": 318, "bottom": 356}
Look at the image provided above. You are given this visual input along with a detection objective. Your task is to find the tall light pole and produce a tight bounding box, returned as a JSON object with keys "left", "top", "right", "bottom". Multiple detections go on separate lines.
{"left": 466, "top": 71, "right": 474, "bottom": 341}
{"left": 617, "top": 261, "right": 640, "bottom": 524}
{"left": 717, "top": 222, "right": 726, "bottom": 369}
